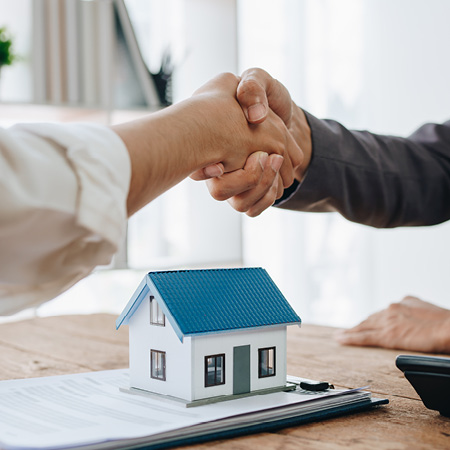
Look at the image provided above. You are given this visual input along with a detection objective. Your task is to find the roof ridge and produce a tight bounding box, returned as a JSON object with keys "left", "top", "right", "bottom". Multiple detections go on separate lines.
{"left": 147, "top": 267, "right": 263, "bottom": 275}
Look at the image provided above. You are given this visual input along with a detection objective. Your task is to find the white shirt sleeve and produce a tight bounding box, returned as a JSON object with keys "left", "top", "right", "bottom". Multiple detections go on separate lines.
{"left": 0, "top": 122, "right": 131, "bottom": 315}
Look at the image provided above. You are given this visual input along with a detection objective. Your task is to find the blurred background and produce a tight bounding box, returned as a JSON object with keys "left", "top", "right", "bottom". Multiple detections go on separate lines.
{"left": 1, "top": 0, "right": 449, "bottom": 327}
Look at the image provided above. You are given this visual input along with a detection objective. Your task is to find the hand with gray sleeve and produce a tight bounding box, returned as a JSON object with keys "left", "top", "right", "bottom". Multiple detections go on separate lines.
{"left": 205, "top": 67, "right": 450, "bottom": 354}
{"left": 206, "top": 68, "right": 450, "bottom": 226}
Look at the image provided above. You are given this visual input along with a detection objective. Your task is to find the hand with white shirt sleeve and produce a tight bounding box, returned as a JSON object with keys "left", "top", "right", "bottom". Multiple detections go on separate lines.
{"left": 0, "top": 72, "right": 299, "bottom": 314}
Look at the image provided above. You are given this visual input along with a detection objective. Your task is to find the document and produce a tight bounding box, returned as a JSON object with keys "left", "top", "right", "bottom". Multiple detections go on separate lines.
{"left": 0, "top": 370, "right": 386, "bottom": 450}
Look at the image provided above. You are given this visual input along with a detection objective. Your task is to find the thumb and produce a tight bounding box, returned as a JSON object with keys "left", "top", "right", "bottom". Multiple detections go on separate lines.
{"left": 238, "top": 68, "right": 293, "bottom": 125}
{"left": 236, "top": 71, "right": 270, "bottom": 124}
{"left": 190, "top": 163, "right": 225, "bottom": 181}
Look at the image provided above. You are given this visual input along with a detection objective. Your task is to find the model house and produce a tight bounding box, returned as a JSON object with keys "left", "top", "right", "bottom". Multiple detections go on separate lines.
{"left": 116, "top": 267, "right": 301, "bottom": 405}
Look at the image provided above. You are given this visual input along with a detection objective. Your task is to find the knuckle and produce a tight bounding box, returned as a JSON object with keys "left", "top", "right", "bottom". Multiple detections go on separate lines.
{"left": 218, "top": 72, "right": 239, "bottom": 83}
{"left": 237, "top": 79, "right": 265, "bottom": 102}
{"left": 213, "top": 191, "right": 230, "bottom": 202}
{"left": 246, "top": 209, "right": 260, "bottom": 218}
{"left": 207, "top": 182, "right": 228, "bottom": 202}
{"left": 267, "top": 142, "right": 283, "bottom": 158}
{"left": 388, "top": 303, "right": 403, "bottom": 314}
{"left": 228, "top": 198, "right": 249, "bottom": 213}
{"left": 242, "top": 67, "right": 269, "bottom": 83}
{"left": 246, "top": 67, "right": 266, "bottom": 76}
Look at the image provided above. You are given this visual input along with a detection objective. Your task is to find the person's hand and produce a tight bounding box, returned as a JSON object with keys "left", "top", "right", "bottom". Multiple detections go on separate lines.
{"left": 190, "top": 72, "right": 302, "bottom": 186}
{"left": 335, "top": 296, "right": 450, "bottom": 354}
{"left": 114, "top": 72, "right": 300, "bottom": 215}
{"left": 192, "top": 68, "right": 312, "bottom": 216}
{"left": 206, "top": 151, "right": 285, "bottom": 217}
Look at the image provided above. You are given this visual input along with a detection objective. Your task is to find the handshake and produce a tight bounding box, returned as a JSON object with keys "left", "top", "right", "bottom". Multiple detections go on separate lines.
{"left": 117, "top": 68, "right": 312, "bottom": 217}
{"left": 188, "top": 68, "right": 312, "bottom": 217}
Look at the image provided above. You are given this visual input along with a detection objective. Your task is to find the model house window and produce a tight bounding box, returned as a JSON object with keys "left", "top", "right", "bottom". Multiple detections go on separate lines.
{"left": 258, "top": 347, "right": 276, "bottom": 378}
{"left": 150, "top": 350, "right": 166, "bottom": 380}
{"left": 205, "top": 354, "right": 225, "bottom": 387}
{"left": 150, "top": 296, "right": 165, "bottom": 326}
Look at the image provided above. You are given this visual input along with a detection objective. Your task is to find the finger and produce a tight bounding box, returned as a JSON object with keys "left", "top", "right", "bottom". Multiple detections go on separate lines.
{"left": 206, "top": 152, "right": 269, "bottom": 201}
{"left": 335, "top": 329, "right": 381, "bottom": 348}
{"left": 190, "top": 163, "right": 224, "bottom": 181}
{"left": 237, "top": 69, "right": 270, "bottom": 123}
{"left": 227, "top": 154, "right": 283, "bottom": 214}
{"left": 244, "top": 173, "right": 280, "bottom": 218}
{"left": 275, "top": 173, "right": 284, "bottom": 199}
{"left": 238, "top": 68, "right": 293, "bottom": 124}
{"left": 335, "top": 311, "right": 385, "bottom": 335}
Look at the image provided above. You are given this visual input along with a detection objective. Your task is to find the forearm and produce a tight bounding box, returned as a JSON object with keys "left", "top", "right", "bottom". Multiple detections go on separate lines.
{"left": 278, "top": 112, "right": 450, "bottom": 228}
{"left": 113, "top": 100, "right": 218, "bottom": 216}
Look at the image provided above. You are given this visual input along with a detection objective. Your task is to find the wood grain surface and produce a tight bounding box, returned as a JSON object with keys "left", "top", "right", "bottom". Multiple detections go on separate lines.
{"left": 0, "top": 314, "right": 448, "bottom": 449}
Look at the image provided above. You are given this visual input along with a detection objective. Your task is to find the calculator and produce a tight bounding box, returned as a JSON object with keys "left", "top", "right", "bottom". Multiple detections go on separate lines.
{"left": 396, "top": 354, "right": 450, "bottom": 417}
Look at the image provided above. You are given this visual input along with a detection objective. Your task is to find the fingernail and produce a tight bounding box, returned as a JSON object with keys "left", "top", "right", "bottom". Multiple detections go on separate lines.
{"left": 270, "top": 154, "right": 284, "bottom": 172}
{"left": 204, "top": 164, "right": 223, "bottom": 178}
{"left": 247, "top": 103, "right": 266, "bottom": 122}
{"left": 258, "top": 152, "right": 269, "bottom": 170}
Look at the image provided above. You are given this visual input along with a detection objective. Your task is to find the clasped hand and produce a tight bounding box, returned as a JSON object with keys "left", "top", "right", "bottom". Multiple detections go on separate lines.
{"left": 190, "top": 68, "right": 312, "bottom": 217}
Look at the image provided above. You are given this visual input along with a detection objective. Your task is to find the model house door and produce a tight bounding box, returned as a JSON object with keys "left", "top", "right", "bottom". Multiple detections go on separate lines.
{"left": 233, "top": 345, "right": 250, "bottom": 395}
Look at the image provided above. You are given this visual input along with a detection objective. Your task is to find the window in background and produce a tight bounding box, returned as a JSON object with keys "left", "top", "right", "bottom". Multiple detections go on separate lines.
{"left": 0, "top": 0, "right": 32, "bottom": 102}
{"left": 238, "top": 0, "right": 450, "bottom": 327}
{"left": 125, "top": 0, "right": 243, "bottom": 272}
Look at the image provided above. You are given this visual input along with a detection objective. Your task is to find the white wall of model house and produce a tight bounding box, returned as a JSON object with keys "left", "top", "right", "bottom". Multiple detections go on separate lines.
{"left": 191, "top": 327, "right": 287, "bottom": 400}
{"left": 128, "top": 295, "right": 192, "bottom": 401}
{"left": 128, "top": 291, "right": 288, "bottom": 402}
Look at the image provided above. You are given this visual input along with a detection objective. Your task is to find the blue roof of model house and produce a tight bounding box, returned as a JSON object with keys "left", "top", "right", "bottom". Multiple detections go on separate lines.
{"left": 116, "top": 267, "right": 301, "bottom": 341}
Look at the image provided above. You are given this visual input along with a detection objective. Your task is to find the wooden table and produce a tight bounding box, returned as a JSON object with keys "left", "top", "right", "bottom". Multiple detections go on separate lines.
{"left": 0, "top": 314, "right": 448, "bottom": 449}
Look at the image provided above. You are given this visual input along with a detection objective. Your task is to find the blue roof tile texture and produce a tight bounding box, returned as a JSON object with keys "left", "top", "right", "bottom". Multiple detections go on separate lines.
{"left": 147, "top": 267, "right": 300, "bottom": 335}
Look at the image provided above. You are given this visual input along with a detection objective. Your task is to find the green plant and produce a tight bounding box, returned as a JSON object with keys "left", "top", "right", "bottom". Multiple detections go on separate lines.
{"left": 0, "top": 26, "right": 17, "bottom": 67}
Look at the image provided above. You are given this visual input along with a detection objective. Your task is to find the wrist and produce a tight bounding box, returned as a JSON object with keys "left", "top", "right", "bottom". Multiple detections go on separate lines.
{"left": 175, "top": 95, "right": 225, "bottom": 170}
{"left": 292, "top": 104, "right": 312, "bottom": 181}
{"left": 156, "top": 100, "right": 207, "bottom": 169}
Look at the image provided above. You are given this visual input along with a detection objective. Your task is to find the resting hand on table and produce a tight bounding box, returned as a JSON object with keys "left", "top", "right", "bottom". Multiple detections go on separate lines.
{"left": 191, "top": 68, "right": 312, "bottom": 217}
{"left": 335, "top": 296, "right": 450, "bottom": 354}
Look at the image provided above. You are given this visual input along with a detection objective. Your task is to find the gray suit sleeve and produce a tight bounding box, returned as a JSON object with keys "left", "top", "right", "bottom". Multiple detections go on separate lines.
{"left": 276, "top": 111, "right": 450, "bottom": 228}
